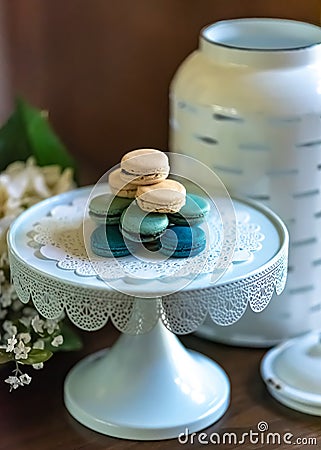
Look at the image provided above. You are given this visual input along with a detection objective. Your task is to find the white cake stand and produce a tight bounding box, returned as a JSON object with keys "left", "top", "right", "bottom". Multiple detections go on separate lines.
{"left": 7, "top": 187, "right": 288, "bottom": 440}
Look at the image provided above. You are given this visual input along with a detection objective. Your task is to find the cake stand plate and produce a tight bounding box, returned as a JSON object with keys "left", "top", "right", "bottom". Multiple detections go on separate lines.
{"left": 7, "top": 186, "right": 288, "bottom": 440}
{"left": 64, "top": 322, "right": 229, "bottom": 440}
{"left": 261, "top": 332, "right": 321, "bottom": 416}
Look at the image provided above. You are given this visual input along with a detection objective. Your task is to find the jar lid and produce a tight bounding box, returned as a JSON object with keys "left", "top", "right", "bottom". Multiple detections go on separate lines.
{"left": 261, "top": 332, "right": 321, "bottom": 415}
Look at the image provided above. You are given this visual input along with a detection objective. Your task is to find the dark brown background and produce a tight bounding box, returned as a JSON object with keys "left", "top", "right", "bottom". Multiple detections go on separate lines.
{"left": 3, "top": 0, "right": 321, "bottom": 180}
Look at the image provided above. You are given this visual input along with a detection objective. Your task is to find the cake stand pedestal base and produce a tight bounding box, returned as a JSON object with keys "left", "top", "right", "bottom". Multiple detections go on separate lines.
{"left": 261, "top": 332, "right": 321, "bottom": 416}
{"left": 64, "top": 321, "right": 230, "bottom": 440}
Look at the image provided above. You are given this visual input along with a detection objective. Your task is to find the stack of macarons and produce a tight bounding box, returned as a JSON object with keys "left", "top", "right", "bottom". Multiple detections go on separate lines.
{"left": 89, "top": 148, "right": 210, "bottom": 259}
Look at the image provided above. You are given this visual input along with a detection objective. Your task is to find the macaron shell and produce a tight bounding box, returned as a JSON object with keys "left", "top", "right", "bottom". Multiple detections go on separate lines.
{"left": 89, "top": 211, "right": 119, "bottom": 226}
{"left": 136, "top": 196, "right": 185, "bottom": 213}
{"left": 108, "top": 168, "right": 137, "bottom": 198}
{"left": 121, "top": 149, "right": 169, "bottom": 173}
{"left": 90, "top": 225, "right": 132, "bottom": 258}
{"left": 120, "top": 149, "right": 169, "bottom": 185}
{"left": 89, "top": 194, "right": 133, "bottom": 225}
{"left": 120, "top": 171, "right": 169, "bottom": 186}
{"left": 120, "top": 202, "right": 169, "bottom": 242}
{"left": 160, "top": 225, "right": 206, "bottom": 258}
{"left": 136, "top": 179, "right": 186, "bottom": 213}
{"left": 121, "top": 227, "right": 165, "bottom": 243}
{"left": 168, "top": 193, "right": 210, "bottom": 226}
{"left": 110, "top": 186, "right": 137, "bottom": 198}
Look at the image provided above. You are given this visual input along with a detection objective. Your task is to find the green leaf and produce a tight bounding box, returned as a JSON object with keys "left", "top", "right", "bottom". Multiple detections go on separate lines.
{"left": 21, "top": 348, "right": 53, "bottom": 365}
{"left": 17, "top": 98, "right": 77, "bottom": 173}
{"left": 0, "top": 98, "right": 77, "bottom": 177}
{"left": 0, "top": 350, "right": 14, "bottom": 364}
{"left": 50, "top": 322, "right": 82, "bottom": 352}
{"left": 0, "top": 105, "right": 31, "bottom": 171}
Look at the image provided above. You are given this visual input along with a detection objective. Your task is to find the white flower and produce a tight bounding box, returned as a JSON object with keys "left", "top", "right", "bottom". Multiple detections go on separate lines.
{"left": 0, "top": 253, "right": 8, "bottom": 269}
{"left": 5, "top": 375, "right": 22, "bottom": 389}
{"left": 0, "top": 283, "right": 17, "bottom": 308}
{"left": 1, "top": 177, "right": 20, "bottom": 209}
{"left": 41, "top": 165, "right": 61, "bottom": 188}
{"left": 0, "top": 179, "right": 21, "bottom": 255}
{"left": 19, "top": 373, "right": 32, "bottom": 385}
{"left": 0, "top": 158, "right": 75, "bottom": 390}
{"left": 22, "top": 307, "right": 38, "bottom": 317}
{"left": 44, "top": 319, "right": 59, "bottom": 335}
{"left": 11, "top": 299, "right": 23, "bottom": 312}
{"left": 0, "top": 269, "right": 5, "bottom": 283}
{"left": 18, "top": 332, "right": 31, "bottom": 344}
{"left": 31, "top": 315, "right": 44, "bottom": 334}
{"left": 5, "top": 157, "right": 51, "bottom": 201}
{"left": 52, "top": 168, "right": 75, "bottom": 195}
{"left": 51, "top": 335, "right": 63, "bottom": 347}
{"left": 4, "top": 160, "right": 25, "bottom": 176}
{"left": 0, "top": 293, "right": 12, "bottom": 308}
{"left": 6, "top": 335, "right": 17, "bottom": 352}
{"left": 13, "top": 340, "right": 31, "bottom": 360}
{"left": 32, "top": 363, "right": 44, "bottom": 370}
{"left": 3, "top": 320, "right": 17, "bottom": 337}
{"left": 0, "top": 285, "right": 16, "bottom": 307}
{"left": 33, "top": 339, "right": 45, "bottom": 350}
{"left": 6, "top": 157, "right": 74, "bottom": 204}
{"left": 0, "top": 158, "right": 74, "bottom": 257}
{"left": 19, "top": 316, "right": 32, "bottom": 327}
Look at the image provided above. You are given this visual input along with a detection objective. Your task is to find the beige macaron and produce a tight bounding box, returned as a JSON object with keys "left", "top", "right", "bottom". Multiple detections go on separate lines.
{"left": 136, "top": 179, "right": 186, "bottom": 213}
{"left": 120, "top": 148, "right": 170, "bottom": 185}
{"left": 108, "top": 168, "right": 137, "bottom": 198}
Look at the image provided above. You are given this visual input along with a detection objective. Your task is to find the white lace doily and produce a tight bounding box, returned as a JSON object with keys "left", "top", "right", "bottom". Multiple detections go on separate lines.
{"left": 8, "top": 189, "right": 288, "bottom": 335}
{"left": 30, "top": 196, "right": 264, "bottom": 281}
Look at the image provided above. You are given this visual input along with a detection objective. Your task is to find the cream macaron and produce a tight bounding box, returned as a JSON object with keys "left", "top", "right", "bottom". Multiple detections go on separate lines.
{"left": 108, "top": 168, "right": 137, "bottom": 198}
{"left": 120, "top": 148, "right": 170, "bottom": 185}
{"left": 136, "top": 179, "right": 186, "bottom": 213}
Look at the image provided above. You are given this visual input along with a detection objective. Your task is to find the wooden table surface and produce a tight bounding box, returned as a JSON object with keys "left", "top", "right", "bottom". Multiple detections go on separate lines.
{"left": 0, "top": 324, "right": 320, "bottom": 450}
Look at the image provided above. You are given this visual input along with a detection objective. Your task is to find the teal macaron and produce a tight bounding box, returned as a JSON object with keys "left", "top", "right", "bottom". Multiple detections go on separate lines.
{"left": 120, "top": 202, "right": 169, "bottom": 243}
{"left": 89, "top": 194, "right": 133, "bottom": 225}
{"left": 160, "top": 225, "right": 206, "bottom": 258}
{"left": 91, "top": 224, "right": 132, "bottom": 258}
{"left": 168, "top": 193, "right": 210, "bottom": 226}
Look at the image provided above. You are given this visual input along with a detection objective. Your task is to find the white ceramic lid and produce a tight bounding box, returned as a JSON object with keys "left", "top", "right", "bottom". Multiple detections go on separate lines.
{"left": 261, "top": 332, "right": 321, "bottom": 415}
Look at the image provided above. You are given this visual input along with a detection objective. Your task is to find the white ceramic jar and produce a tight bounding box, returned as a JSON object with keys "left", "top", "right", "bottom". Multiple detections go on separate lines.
{"left": 169, "top": 19, "right": 321, "bottom": 346}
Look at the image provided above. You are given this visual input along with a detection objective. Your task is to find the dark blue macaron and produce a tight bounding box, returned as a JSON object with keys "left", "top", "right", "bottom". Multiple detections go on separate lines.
{"left": 168, "top": 193, "right": 210, "bottom": 226}
{"left": 91, "top": 225, "right": 132, "bottom": 258}
{"left": 160, "top": 225, "right": 206, "bottom": 258}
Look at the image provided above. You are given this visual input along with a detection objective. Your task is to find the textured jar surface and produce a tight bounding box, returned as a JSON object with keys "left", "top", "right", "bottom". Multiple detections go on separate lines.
{"left": 169, "top": 19, "right": 321, "bottom": 343}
